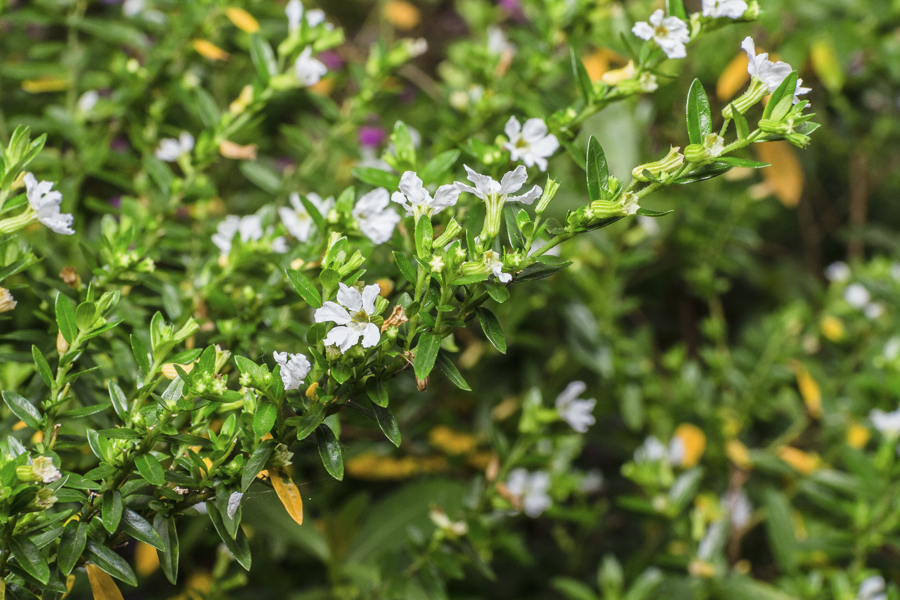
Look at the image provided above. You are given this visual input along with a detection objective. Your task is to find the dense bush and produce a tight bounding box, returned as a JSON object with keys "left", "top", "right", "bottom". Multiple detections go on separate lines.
{"left": 0, "top": 0, "right": 897, "bottom": 599}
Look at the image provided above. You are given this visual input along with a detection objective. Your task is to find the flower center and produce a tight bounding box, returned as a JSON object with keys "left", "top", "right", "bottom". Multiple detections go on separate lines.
{"left": 515, "top": 138, "right": 529, "bottom": 149}
{"left": 353, "top": 309, "right": 370, "bottom": 322}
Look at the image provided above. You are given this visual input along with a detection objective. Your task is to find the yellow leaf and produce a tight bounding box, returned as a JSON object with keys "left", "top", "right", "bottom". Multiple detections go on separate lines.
{"left": 672, "top": 423, "right": 706, "bottom": 468}
{"left": 726, "top": 439, "right": 752, "bottom": 469}
{"left": 790, "top": 361, "right": 822, "bottom": 418}
{"left": 12, "top": 421, "right": 27, "bottom": 431}
{"left": 846, "top": 423, "right": 871, "bottom": 449}
{"left": 225, "top": 7, "right": 260, "bottom": 33}
{"left": 383, "top": 0, "right": 420, "bottom": 30}
{"left": 777, "top": 446, "right": 820, "bottom": 475}
{"left": 219, "top": 141, "right": 258, "bottom": 160}
{"left": 810, "top": 39, "right": 843, "bottom": 92}
{"left": 754, "top": 141, "right": 804, "bottom": 207}
{"left": 717, "top": 52, "right": 750, "bottom": 101}
{"left": 271, "top": 470, "right": 304, "bottom": 526}
{"left": 308, "top": 78, "right": 334, "bottom": 97}
{"left": 582, "top": 50, "right": 609, "bottom": 82}
{"left": 22, "top": 78, "right": 67, "bottom": 93}
{"left": 192, "top": 39, "right": 230, "bottom": 61}
{"left": 820, "top": 315, "right": 845, "bottom": 341}
{"left": 428, "top": 425, "right": 478, "bottom": 455}
{"left": 86, "top": 564, "right": 124, "bottom": 600}
{"left": 134, "top": 541, "right": 160, "bottom": 577}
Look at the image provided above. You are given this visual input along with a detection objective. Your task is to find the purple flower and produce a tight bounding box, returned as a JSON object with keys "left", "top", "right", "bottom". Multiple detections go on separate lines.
{"left": 398, "top": 84, "right": 417, "bottom": 104}
{"left": 317, "top": 50, "right": 344, "bottom": 71}
{"left": 358, "top": 126, "right": 386, "bottom": 149}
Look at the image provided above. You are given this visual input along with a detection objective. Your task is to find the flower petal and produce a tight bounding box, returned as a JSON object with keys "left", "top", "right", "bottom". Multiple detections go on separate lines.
{"left": 361, "top": 284, "right": 380, "bottom": 314}
{"left": 521, "top": 118, "right": 548, "bottom": 143}
{"left": 360, "top": 323, "right": 381, "bottom": 348}
{"left": 337, "top": 282, "right": 363, "bottom": 312}
{"left": 504, "top": 116, "right": 521, "bottom": 141}
{"left": 315, "top": 301, "right": 351, "bottom": 325}
{"left": 507, "top": 184, "right": 542, "bottom": 205}
{"left": 499, "top": 165, "right": 528, "bottom": 195}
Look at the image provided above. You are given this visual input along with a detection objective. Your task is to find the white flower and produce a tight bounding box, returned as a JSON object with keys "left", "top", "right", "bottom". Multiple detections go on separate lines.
{"left": 487, "top": 26, "right": 515, "bottom": 56}
{"left": 273, "top": 351, "right": 311, "bottom": 390}
{"left": 286, "top": 0, "right": 327, "bottom": 31}
{"left": 314, "top": 283, "right": 382, "bottom": 353}
{"left": 482, "top": 249, "right": 510, "bottom": 283}
{"left": 78, "top": 90, "right": 99, "bottom": 113}
{"left": 24, "top": 173, "right": 75, "bottom": 235}
{"left": 638, "top": 216, "right": 660, "bottom": 236}
{"left": 123, "top": 0, "right": 144, "bottom": 17}
{"left": 634, "top": 436, "right": 668, "bottom": 462}
{"left": 843, "top": 283, "right": 871, "bottom": 309}
{"left": 857, "top": 576, "right": 887, "bottom": 600}
{"left": 554, "top": 381, "right": 596, "bottom": 433}
{"left": 870, "top": 408, "right": 900, "bottom": 438}
{"left": 632, "top": 10, "right": 690, "bottom": 60}
{"left": 724, "top": 489, "right": 752, "bottom": 529}
{"left": 580, "top": 470, "right": 604, "bottom": 494}
{"left": 279, "top": 192, "right": 334, "bottom": 242}
{"left": 503, "top": 117, "right": 559, "bottom": 172}
{"left": 825, "top": 261, "right": 851, "bottom": 282}
{"left": 155, "top": 132, "right": 194, "bottom": 162}
{"left": 884, "top": 337, "right": 900, "bottom": 361}
{"left": 668, "top": 436, "right": 686, "bottom": 466}
{"left": 272, "top": 236, "right": 288, "bottom": 254}
{"left": 0, "top": 288, "right": 16, "bottom": 313}
{"left": 352, "top": 188, "right": 400, "bottom": 245}
{"left": 404, "top": 38, "right": 428, "bottom": 57}
{"left": 741, "top": 37, "right": 793, "bottom": 94}
{"left": 892, "top": 263, "right": 900, "bottom": 281}
{"left": 32, "top": 456, "right": 62, "bottom": 484}
{"left": 358, "top": 147, "right": 392, "bottom": 172}
{"left": 212, "top": 215, "right": 263, "bottom": 254}
{"left": 226, "top": 492, "right": 243, "bottom": 519}
{"left": 455, "top": 165, "right": 542, "bottom": 205}
{"left": 506, "top": 468, "right": 552, "bottom": 517}
{"left": 391, "top": 171, "right": 459, "bottom": 218}
{"left": 794, "top": 78, "right": 812, "bottom": 104}
{"left": 701, "top": 0, "right": 748, "bottom": 18}
{"left": 621, "top": 192, "right": 640, "bottom": 216}
{"left": 864, "top": 302, "right": 885, "bottom": 320}
{"left": 295, "top": 46, "right": 327, "bottom": 87}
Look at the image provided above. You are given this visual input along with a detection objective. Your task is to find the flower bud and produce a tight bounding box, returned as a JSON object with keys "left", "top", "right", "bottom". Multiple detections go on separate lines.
{"left": 16, "top": 465, "right": 40, "bottom": 483}
{"left": 723, "top": 77, "right": 768, "bottom": 119}
{"left": 0, "top": 288, "right": 17, "bottom": 313}
{"left": 535, "top": 178, "right": 561, "bottom": 215}
{"left": 325, "top": 345, "right": 343, "bottom": 361}
{"left": 56, "top": 330, "right": 69, "bottom": 354}
{"left": 632, "top": 147, "right": 684, "bottom": 182}
{"left": 433, "top": 218, "right": 463, "bottom": 248}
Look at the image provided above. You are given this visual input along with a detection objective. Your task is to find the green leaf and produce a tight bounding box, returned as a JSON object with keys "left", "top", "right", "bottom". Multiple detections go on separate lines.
{"left": 763, "top": 71, "right": 798, "bottom": 120}
{"left": 352, "top": 167, "right": 400, "bottom": 189}
{"left": 97, "top": 428, "right": 142, "bottom": 440}
{"left": 134, "top": 454, "right": 165, "bottom": 486}
{"left": 240, "top": 161, "right": 281, "bottom": 194}
{"left": 249, "top": 33, "right": 277, "bottom": 84}
{"left": 58, "top": 520, "right": 88, "bottom": 576}
{"left": 585, "top": 136, "right": 609, "bottom": 201}
{"left": 419, "top": 150, "right": 460, "bottom": 184}
{"left": 294, "top": 402, "right": 326, "bottom": 441}
{"left": 241, "top": 441, "right": 275, "bottom": 491}
{"left": 717, "top": 156, "right": 770, "bottom": 168}
{"left": 551, "top": 577, "right": 599, "bottom": 600}
{"left": 206, "top": 502, "right": 252, "bottom": 570}
{"left": 732, "top": 105, "right": 750, "bottom": 140}
{"left": 3, "top": 391, "right": 42, "bottom": 429}
{"left": 75, "top": 301, "right": 98, "bottom": 331}
{"left": 107, "top": 381, "right": 129, "bottom": 420}
{"left": 253, "top": 403, "right": 277, "bottom": 438}
{"left": 623, "top": 568, "right": 664, "bottom": 600}
{"left": 391, "top": 121, "right": 417, "bottom": 167}
{"left": 130, "top": 334, "right": 151, "bottom": 377}
{"left": 296, "top": 193, "right": 328, "bottom": 236}
{"left": 365, "top": 377, "right": 389, "bottom": 407}
{"left": 515, "top": 257, "right": 574, "bottom": 282}
{"left": 10, "top": 536, "right": 50, "bottom": 585}
{"left": 31, "top": 345, "right": 53, "bottom": 388}
{"left": 504, "top": 206, "right": 525, "bottom": 249}
{"left": 484, "top": 280, "right": 510, "bottom": 303}
{"left": 285, "top": 269, "right": 323, "bottom": 308}
{"left": 764, "top": 489, "right": 798, "bottom": 574}
{"left": 55, "top": 293, "right": 77, "bottom": 345}
{"left": 570, "top": 47, "right": 593, "bottom": 103}
{"left": 316, "top": 425, "right": 344, "bottom": 481}
{"left": 372, "top": 403, "right": 401, "bottom": 447}
{"left": 436, "top": 352, "right": 471, "bottom": 391}
{"left": 635, "top": 207, "right": 673, "bottom": 217}
{"left": 686, "top": 79, "right": 712, "bottom": 145}
{"left": 153, "top": 514, "right": 179, "bottom": 585}
{"left": 674, "top": 161, "right": 733, "bottom": 184}
{"left": 476, "top": 308, "right": 507, "bottom": 354}
{"left": 667, "top": 0, "right": 687, "bottom": 19}
{"left": 85, "top": 541, "right": 137, "bottom": 587}
{"left": 121, "top": 509, "right": 165, "bottom": 551}
{"left": 101, "top": 490, "right": 123, "bottom": 534}
{"left": 413, "top": 333, "right": 441, "bottom": 380}
{"left": 393, "top": 251, "right": 417, "bottom": 286}
{"left": 415, "top": 214, "right": 433, "bottom": 259}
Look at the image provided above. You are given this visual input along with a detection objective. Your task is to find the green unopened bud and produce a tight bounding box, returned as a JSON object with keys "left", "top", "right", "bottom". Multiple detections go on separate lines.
{"left": 632, "top": 147, "right": 684, "bottom": 182}
{"left": 459, "top": 260, "right": 490, "bottom": 278}
{"left": 588, "top": 193, "right": 640, "bottom": 219}
{"left": 338, "top": 250, "right": 366, "bottom": 277}
{"left": 607, "top": 176, "right": 620, "bottom": 195}
{"left": 214, "top": 345, "right": 231, "bottom": 373}
{"left": 325, "top": 345, "right": 342, "bottom": 361}
{"left": 374, "top": 295, "right": 390, "bottom": 315}
{"left": 723, "top": 77, "right": 768, "bottom": 119}
{"left": 16, "top": 465, "right": 39, "bottom": 483}
{"left": 685, "top": 135, "right": 724, "bottom": 164}
{"left": 616, "top": 71, "right": 659, "bottom": 95}
{"left": 433, "top": 218, "right": 463, "bottom": 248}
{"left": 535, "top": 178, "right": 561, "bottom": 215}
{"left": 743, "top": 0, "right": 761, "bottom": 19}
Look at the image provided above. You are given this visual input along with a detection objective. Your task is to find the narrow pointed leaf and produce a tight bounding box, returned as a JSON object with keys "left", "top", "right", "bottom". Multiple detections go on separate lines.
{"left": 86, "top": 541, "right": 137, "bottom": 587}
{"left": 10, "top": 536, "right": 50, "bottom": 584}
{"left": 86, "top": 563, "right": 125, "bottom": 600}
{"left": 285, "top": 269, "right": 322, "bottom": 308}
{"left": 586, "top": 137, "right": 609, "bottom": 201}
{"left": 134, "top": 454, "right": 165, "bottom": 486}
{"left": 372, "top": 403, "right": 401, "bottom": 447}
{"left": 241, "top": 440, "right": 275, "bottom": 491}
{"left": 58, "top": 520, "right": 88, "bottom": 576}
{"left": 2, "top": 391, "right": 42, "bottom": 429}
{"left": 153, "top": 514, "right": 179, "bottom": 584}
{"left": 686, "top": 79, "right": 712, "bottom": 145}
{"left": 101, "top": 490, "right": 123, "bottom": 534}
{"left": 121, "top": 509, "right": 164, "bottom": 551}
{"left": 55, "top": 293, "right": 77, "bottom": 344}
{"left": 436, "top": 352, "right": 471, "bottom": 391}
{"left": 365, "top": 377, "right": 389, "bottom": 407}
{"left": 316, "top": 425, "right": 344, "bottom": 481}
{"left": 206, "top": 502, "right": 252, "bottom": 570}
{"left": 413, "top": 333, "right": 441, "bottom": 380}
{"left": 476, "top": 308, "right": 506, "bottom": 354}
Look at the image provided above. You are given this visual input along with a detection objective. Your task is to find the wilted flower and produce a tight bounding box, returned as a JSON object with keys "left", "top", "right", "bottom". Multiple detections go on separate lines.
{"left": 212, "top": 215, "right": 264, "bottom": 255}
{"left": 25, "top": 173, "right": 75, "bottom": 235}
{"left": 352, "top": 188, "right": 400, "bottom": 244}
{"left": 280, "top": 192, "right": 334, "bottom": 242}
{"left": 825, "top": 261, "right": 851, "bottom": 282}
{"left": 503, "top": 117, "right": 559, "bottom": 171}
{"left": 32, "top": 456, "right": 62, "bottom": 483}
{"left": 295, "top": 46, "right": 328, "bottom": 86}
{"left": 870, "top": 408, "right": 900, "bottom": 438}
{"left": 554, "top": 381, "right": 596, "bottom": 433}
{"left": 315, "top": 283, "right": 382, "bottom": 353}
{"left": 391, "top": 171, "right": 459, "bottom": 218}
{"left": 506, "top": 468, "right": 552, "bottom": 517}
{"left": 632, "top": 10, "right": 690, "bottom": 60}
{"left": 843, "top": 283, "right": 871, "bottom": 309}
{"left": 273, "top": 351, "right": 312, "bottom": 390}
{"left": 701, "top": 0, "right": 748, "bottom": 18}
{"left": 0, "top": 288, "right": 16, "bottom": 313}
{"left": 155, "top": 132, "right": 194, "bottom": 162}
